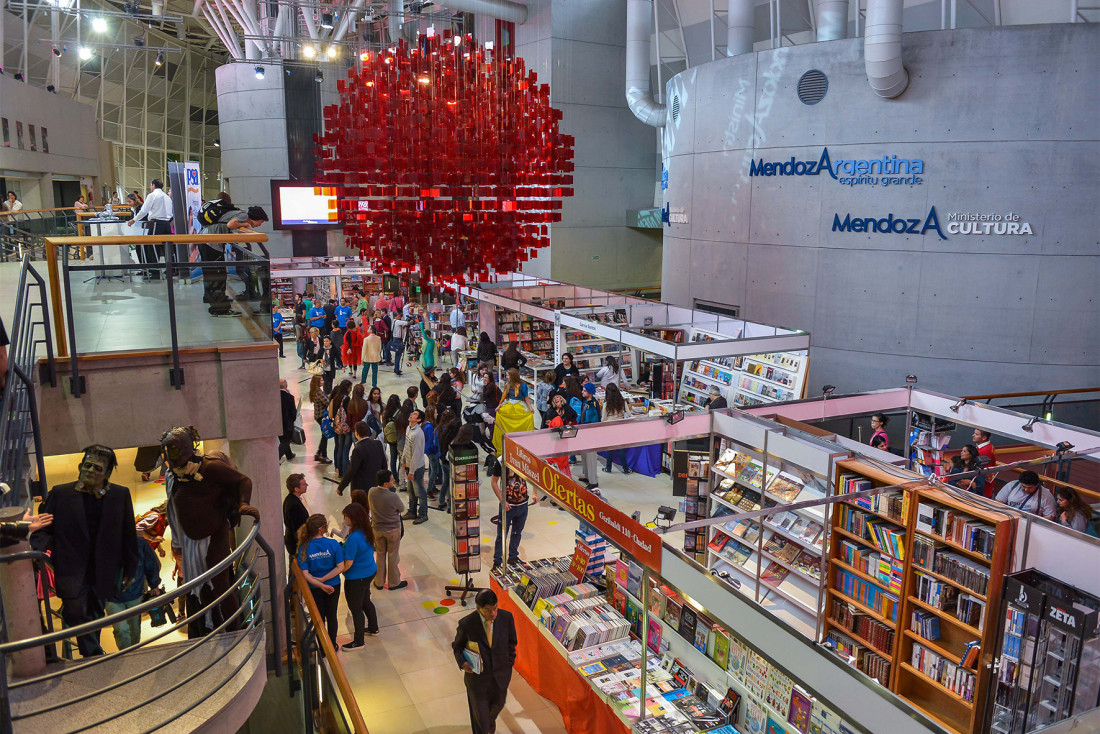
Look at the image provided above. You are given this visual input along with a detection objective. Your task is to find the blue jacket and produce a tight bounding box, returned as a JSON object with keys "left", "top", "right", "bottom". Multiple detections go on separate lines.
{"left": 423, "top": 422, "right": 439, "bottom": 456}
{"left": 110, "top": 540, "right": 162, "bottom": 603}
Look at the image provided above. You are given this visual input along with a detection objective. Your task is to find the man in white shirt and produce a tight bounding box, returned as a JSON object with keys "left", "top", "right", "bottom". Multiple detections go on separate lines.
{"left": 449, "top": 304, "right": 466, "bottom": 331}
{"left": 995, "top": 470, "right": 1056, "bottom": 520}
{"left": 390, "top": 315, "right": 409, "bottom": 376}
{"left": 126, "top": 178, "right": 172, "bottom": 280}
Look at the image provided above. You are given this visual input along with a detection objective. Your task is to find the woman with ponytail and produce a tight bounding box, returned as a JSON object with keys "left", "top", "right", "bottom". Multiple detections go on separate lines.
{"left": 296, "top": 514, "right": 343, "bottom": 647}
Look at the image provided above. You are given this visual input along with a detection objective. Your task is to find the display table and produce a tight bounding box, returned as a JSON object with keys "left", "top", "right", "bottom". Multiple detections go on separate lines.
{"left": 491, "top": 579, "right": 631, "bottom": 734}
{"left": 83, "top": 219, "right": 129, "bottom": 281}
{"left": 600, "top": 443, "right": 663, "bottom": 477}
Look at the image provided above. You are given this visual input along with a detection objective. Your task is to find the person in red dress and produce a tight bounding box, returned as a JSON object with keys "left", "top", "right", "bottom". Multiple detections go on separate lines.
{"left": 343, "top": 316, "right": 363, "bottom": 377}
{"left": 973, "top": 428, "right": 997, "bottom": 497}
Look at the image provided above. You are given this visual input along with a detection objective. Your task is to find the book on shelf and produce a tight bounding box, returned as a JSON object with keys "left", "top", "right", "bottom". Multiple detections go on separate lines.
{"left": 836, "top": 505, "right": 906, "bottom": 560}
{"left": 915, "top": 503, "right": 996, "bottom": 559}
{"left": 834, "top": 568, "right": 900, "bottom": 622}
{"left": 693, "top": 614, "right": 711, "bottom": 654}
{"left": 768, "top": 472, "right": 806, "bottom": 502}
{"left": 910, "top": 642, "right": 976, "bottom": 701}
{"left": 910, "top": 609, "right": 942, "bottom": 641}
{"left": 761, "top": 561, "right": 791, "bottom": 587}
{"left": 788, "top": 687, "right": 813, "bottom": 733}
{"left": 677, "top": 604, "right": 697, "bottom": 643}
{"left": 913, "top": 571, "right": 959, "bottom": 611}
{"left": 830, "top": 597, "right": 895, "bottom": 653}
{"left": 764, "top": 534, "right": 801, "bottom": 563}
{"left": 793, "top": 550, "right": 822, "bottom": 581}
{"left": 933, "top": 551, "right": 991, "bottom": 596}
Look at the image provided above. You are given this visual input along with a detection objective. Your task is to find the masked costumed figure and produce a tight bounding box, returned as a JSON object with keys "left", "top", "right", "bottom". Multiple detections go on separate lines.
{"left": 161, "top": 427, "right": 257, "bottom": 638}
{"left": 31, "top": 445, "right": 140, "bottom": 657}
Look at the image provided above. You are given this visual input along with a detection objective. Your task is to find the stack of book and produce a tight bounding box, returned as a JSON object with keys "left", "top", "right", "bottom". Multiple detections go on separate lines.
{"left": 831, "top": 598, "right": 895, "bottom": 653}
{"left": 542, "top": 596, "right": 631, "bottom": 651}
{"left": 825, "top": 629, "right": 892, "bottom": 685}
{"left": 911, "top": 610, "right": 942, "bottom": 641}
{"left": 516, "top": 559, "right": 576, "bottom": 607}
{"left": 834, "top": 568, "right": 900, "bottom": 622}
{"left": 576, "top": 522, "right": 609, "bottom": 577}
{"left": 837, "top": 505, "right": 906, "bottom": 560}
{"left": 933, "top": 552, "right": 991, "bottom": 595}
{"left": 913, "top": 571, "right": 958, "bottom": 611}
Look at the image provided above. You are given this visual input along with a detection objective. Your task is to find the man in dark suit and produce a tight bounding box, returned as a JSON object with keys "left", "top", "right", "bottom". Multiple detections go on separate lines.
{"left": 336, "top": 421, "right": 386, "bottom": 497}
{"left": 451, "top": 588, "right": 518, "bottom": 734}
{"left": 32, "top": 445, "right": 140, "bottom": 657}
{"left": 279, "top": 379, "right": 297, "bottom": 462}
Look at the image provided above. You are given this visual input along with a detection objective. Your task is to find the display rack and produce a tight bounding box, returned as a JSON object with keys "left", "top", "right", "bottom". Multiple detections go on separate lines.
{"left": 678, "top": 329, "right": 809, "bottom": 409}
{"left": 988, "top": 568, "right": 1100, "bottom": 734}
{"left": 680, "top": 453, "right": 710, "bottom": 565}
{"left": 496, "top": 310, "right": 553, "bottom": 358}
{"left": 561, "top": 328, "right": 633, "bottom": 382}
{"left": 271, "top": 276, "right": 296, "bottom": 306}
{"left": 908, "top": 413, "right": 958, "bottom": 478}
{"left": 446, "top": 444, "right": 484, "bottom": 605}
{"left": 338, "top": 273, "right": 382, "bottom": 299}
{"left": 705, "top": 418, "right": 839, "bottom": 640}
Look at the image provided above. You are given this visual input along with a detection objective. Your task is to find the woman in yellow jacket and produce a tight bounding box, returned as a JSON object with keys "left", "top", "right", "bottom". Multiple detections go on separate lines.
{"left": 359, "top": 326, "right": 383, "bottom": 388}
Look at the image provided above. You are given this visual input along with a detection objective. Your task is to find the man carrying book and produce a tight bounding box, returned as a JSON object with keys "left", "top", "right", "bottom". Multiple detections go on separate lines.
{"left": 452, "top": 588, "right": 518, "bottom": 734}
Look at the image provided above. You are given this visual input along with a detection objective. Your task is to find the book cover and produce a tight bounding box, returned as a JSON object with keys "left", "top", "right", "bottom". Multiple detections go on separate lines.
{"left": 713, "top": 628, "right": 731, "bottom": 670}
{"left": 678, "top": 605, "right": 698, "bottom": 643}
{"left": 766, "top": 715, "right": 786, "bottom": 734}
{"left": 693, "top": 618, "right": 711, "bottom": 654}
{"left": 646, "top": 617, "right": 662, "bottom": 654}
{"left": 745, "top": 700, "right": 767, "bottom": 734}
{"left": 761, "top": 561, "right": 791, "bottom": 587}
{"left": 788, "top": 688, "right": 813, "bottom": 733}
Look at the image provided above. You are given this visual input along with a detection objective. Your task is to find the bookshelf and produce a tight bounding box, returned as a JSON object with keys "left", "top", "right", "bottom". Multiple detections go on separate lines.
{"left": 676, "top": 329, "right": 809, "bottom": 409}
{"left": 496, "top": 310, "right": 553, "bottom": 358}
{"left": 271, "top": 276, "right": 296, "bottom": 306}
{"left": 706, "top": 438, "right": 832, "bottom": 639}
{"left": 560, "top": 329, "right": 633, "bottom": 383}
{"left": 823, "top": 460, "right": 913, "bottom": 690}
{"left": 896, "top": 486, "right": 1015, "bottom": 734}
{"left": 822, "top": 460, "right": 1017, "bottom": 734}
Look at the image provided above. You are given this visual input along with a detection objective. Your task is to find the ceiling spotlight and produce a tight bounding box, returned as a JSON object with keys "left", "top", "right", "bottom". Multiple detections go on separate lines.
{"left": 665, "top": 409, "right": 685, "bottom": 425}
{"left": 906, "top": 374, "right": 918, "bottom": 384}
{"left": 155, "top": 51, "right": 164, "bottom": 67}
{"left": 78, "top": 46, "right": 93, "bottom": 60}
{"left": 254, "top": 65, "right": 265, "bottom": 79}
{"left": 314, "top": 70, "right": 323, "bottom": 83}
{"left": 655, "top": 505, "right": 677, "bottom": 528}
{"left": 133, "top": 36, "right": 145, "bottom": 47}
{"left": 551, "top": 425, "right": 578, "bottom": 439}
{"left": 92, "top": 16, "right": 108, "bottom": 33}
{"left": 949, "top": 398, "right": 969, "bottom": 413}
{"left": 1022, "top": 416, "right": 1040, "bottom": 433}
{"left": 46, "top": 84, "right": 56, "bottom": 93}
{"left": 52, "top": 47, "right": 63, "bottom": 57}
{"left": 1055, "top": 441, "right": 1074, "bottom": 456}
{"left": 302, "top": 44, "right": 316, "bottom": 59}
{"left": 417, "top": 75, "right": 430, "bottom": 85}
{"left": 359, "top": 50, "right": 370, "bottom": 61}
{"left": 320, "top": 12, "right": 334, "bottom": 29}
{"left": 213, "top": 139, "right": 220, "bottom": 147}
{"left": 822, "top": 385, "right": 836, "bottom": 396}
{"left": 326, "top": 45, "right": 337, "bottom": 59}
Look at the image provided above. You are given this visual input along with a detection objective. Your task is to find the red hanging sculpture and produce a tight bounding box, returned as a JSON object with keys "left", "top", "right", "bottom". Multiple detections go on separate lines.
{"left": 315, "top": 34, "right": 575, "bottom": 282}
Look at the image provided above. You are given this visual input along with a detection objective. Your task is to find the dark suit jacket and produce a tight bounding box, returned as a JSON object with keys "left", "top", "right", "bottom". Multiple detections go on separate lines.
{"left": 280, "top": 389, "right": 298, "bottom": 436}
{"left": 452, "top": 608, "right": 517, "bottom": 690}
{"left": 32, "top": 481, "right": 140, "bottom": 600}
{"left": 337, "top": 437, "right": 387, "bottom": 494}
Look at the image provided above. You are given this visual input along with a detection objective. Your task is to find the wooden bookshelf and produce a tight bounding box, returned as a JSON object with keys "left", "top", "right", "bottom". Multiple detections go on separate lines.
{"left": 822, "top": 461, "right": 1016, "bottom": 734}
{"left": 822, "top": 459, "right": 918, "bottom": 690}
{"left": 895, "top": 486, "right": 1015, "bottom": 734}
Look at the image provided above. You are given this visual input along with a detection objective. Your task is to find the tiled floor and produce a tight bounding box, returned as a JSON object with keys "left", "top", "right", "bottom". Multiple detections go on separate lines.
{"left": 274, "top": 354, "right": 680, "bottom": 733}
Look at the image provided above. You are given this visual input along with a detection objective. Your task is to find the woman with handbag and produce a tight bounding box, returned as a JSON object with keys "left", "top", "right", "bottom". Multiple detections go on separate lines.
{"left": 320, "top": 335, "right": 339, "bottom": 394}
{"left": 381, "top": 394, "right": 402, "bottom": 477}
{"left": 366, "top": 386, "right": 385, "bottom": 437}
{"left": 310, "top": 376, "right": 333, "bottom": 465}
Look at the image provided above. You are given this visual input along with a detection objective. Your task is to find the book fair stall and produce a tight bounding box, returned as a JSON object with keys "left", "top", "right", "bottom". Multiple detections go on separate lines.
{"left": 491, "top": 393, "right": 1100, "bottom": 734}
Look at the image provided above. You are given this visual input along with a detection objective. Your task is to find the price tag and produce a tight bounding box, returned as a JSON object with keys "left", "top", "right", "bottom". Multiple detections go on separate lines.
{"left": 568, "top": 541, "right": 593, "bottom": 582}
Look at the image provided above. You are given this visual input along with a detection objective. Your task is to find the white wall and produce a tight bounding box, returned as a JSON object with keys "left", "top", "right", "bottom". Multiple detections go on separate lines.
{"left": 0, "top": 74, "right": 100, "bottom": 206}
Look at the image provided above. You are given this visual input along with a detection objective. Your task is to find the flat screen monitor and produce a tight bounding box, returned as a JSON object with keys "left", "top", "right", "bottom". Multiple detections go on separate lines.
{"left": 269, "top": 181, "right": 339, "bottom": 230}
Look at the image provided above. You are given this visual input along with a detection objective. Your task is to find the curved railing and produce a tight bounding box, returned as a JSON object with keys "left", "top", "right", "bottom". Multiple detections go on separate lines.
{"left": 286, "top": 561, "right": 369, "bottom": 733}
{"left": 0, "top": 516, "right": 281, "bottom": 734}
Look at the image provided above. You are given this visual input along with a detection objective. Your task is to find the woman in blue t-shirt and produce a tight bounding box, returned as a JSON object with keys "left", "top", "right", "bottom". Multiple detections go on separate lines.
{"left": 336, "top": 503, "right": 379, "bottom": 649}
{"left": 296, "top": 514, "right": 343, "bottom": 647}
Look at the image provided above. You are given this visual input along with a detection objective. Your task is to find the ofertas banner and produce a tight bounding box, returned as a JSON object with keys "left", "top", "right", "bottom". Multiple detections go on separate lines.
{"left": 503, "top": 436, "right": 663, "bottom": 572}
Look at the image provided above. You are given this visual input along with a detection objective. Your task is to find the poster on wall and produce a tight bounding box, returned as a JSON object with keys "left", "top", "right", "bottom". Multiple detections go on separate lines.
{"left": 184, "top": 162, "right": 203, "bottom": 265}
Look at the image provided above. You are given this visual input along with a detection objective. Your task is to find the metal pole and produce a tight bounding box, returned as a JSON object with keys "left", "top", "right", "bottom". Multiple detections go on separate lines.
{"left": 60, "top": 245, "right": 83, "bottom": 397}
{"left": 903, "top": 385, "right": 914, "bottom": 471}
{"left": 709, "top": 0, "right": 716, "bottom": 60}
{"left": 164, "top": 238, "right": 183, "bottom": 388}
{"left": 639, "top": 567, "right": 650, "bottom": 724}
{"left": 252, "top": 533, "right": 284, "bottom": 677}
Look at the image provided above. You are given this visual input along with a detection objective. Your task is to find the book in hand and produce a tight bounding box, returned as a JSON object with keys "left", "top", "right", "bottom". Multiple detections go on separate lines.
{"left": 463, "top": 645, "right": 484, "bottom": 675}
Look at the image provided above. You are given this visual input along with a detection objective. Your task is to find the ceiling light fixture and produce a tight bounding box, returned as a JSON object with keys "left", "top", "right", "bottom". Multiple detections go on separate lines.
{"left": 320, "top": 12, "right": 334, "bottom": 29}
{"left": 213, "top": 139, "right": 220, "bottom": 147}
{"left": 52, "top": 47, "right": 63, "bottom": 57}
{"left": 315, "top": 70, "right": 323, "bottom": 83}
{"left": 417, "top": 75, "right": 430, "bottom": 85}
{"left": 78, "top": 47, "right": 93, "bottom": 60}
{"left": 1022, "top": 416, "right": 1040, "bottom": 433}
{"left": 254, "top": 65, "right": 265, "bottom": 79}
{"left": 302, "top": 44, "right": 316, "bottom": 59}
{"left": 949, "top": 398, "right": 969, "bottom": 413}
{"left": 155, "top": 51, "right": 164, "bottom": 67}
{"left": 92, "top": 16, "right": 107, "bottom": 33}
{"left": 326, "top": 45, "right": 337, "bottom": 59}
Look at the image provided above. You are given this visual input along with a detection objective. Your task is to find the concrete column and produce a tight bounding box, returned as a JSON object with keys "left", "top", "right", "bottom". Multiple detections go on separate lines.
{"left": 215, "top": 64, "right": 292, "bottom": 256}
{"left": 0, "top": 529, "right": 47, "bottom": 677}
{"left": 227, "top": 435, "right": 286, "bottom": 656}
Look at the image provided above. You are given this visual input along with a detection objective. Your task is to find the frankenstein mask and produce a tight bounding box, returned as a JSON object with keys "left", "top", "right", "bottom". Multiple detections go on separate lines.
{"left": 75, "top": 445, "right": 116, "bottom": 498}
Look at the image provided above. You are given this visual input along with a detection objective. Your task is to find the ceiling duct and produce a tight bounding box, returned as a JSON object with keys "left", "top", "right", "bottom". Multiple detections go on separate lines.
{"left": 625, "top": 0, "right": 666, "bottom": 127}
{"left": 816, "top": 0, "right": 849, "bottom": 41}
{"left": 864, "top": 0, "right": 908, "bottom": 97}
{"left": 727, "top": 0, "right": 753, "bottom": 55}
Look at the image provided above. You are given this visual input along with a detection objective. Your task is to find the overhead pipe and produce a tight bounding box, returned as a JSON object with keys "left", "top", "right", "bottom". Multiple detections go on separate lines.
{"left": 727, "top": 0, "right": 754, "bottom": 55}
{"left": 864, "top": 0, "right": 908, "bottom": 98}
{"left": 388, "top": 0, "right": 402, "bottom": 43}
{"left": 332, "top": 0, "right": 368, "bottom": 41}
{"left": 625, "top": 0, "right": 666, "bottom": 127}
{"left": 816, "top": 0, "right": 849, "bottom": 41}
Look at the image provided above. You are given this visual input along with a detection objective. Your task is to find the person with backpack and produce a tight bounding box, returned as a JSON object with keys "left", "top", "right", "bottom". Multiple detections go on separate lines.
{"left": 198, "top": 196, "right": 268, "bottom": 316}
{"left": 576, "top": 382, "right": 602, "bottom": 493}
{"left": 381, "top": 394, "right": 403, "bottom": 478}
{"left": 329, "top": 380, "right": 354, "bottom": 478}
{"left": 309, "top": 375, "right": 332, "bottom": 465}
{"left": 372, "top": 310, "right": 392, "bottom": 366}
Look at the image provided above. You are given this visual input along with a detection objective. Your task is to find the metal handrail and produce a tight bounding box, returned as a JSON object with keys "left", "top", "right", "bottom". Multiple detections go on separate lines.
{"left": 0, "top": 255, "right": 56, "bottom": 508}
{"left": 287, "top": 560, "right": 369, "bottom": 733}
{"left": 0, "top": 516, "right": 282, "bottom": 732}
{"left": 963, "top": 387, "right": 1100, "bottom": 401}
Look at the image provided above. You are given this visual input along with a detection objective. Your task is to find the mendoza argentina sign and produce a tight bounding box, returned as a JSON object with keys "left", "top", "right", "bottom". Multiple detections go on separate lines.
{"left": 749, "top": 147, "right": 925, "bottom": 187}
{"left": 503, "top": 437, "right": 663, "bottom": 572}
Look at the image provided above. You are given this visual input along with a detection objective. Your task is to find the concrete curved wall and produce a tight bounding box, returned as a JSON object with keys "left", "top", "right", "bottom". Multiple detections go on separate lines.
{"left": 660, "top": 24, "right": 1099, "bottom": 395}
